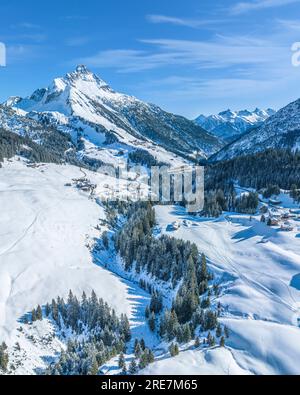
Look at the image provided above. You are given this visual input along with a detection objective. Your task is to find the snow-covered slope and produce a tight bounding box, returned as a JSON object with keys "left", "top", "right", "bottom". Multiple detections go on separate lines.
{"left": 0, "top": 159, "right": 158, "bottom": 374}
{"left": 0, "top": 105, "right": 71, "bottom": 147}
{"left": 5, "top": 66, "right": 222, "bottom": 163}
{"left": 212, "top": 99, "right": 300, "bottom": 161}
{"left": 150, "top": 203, "right": 300, "bottom": 375}
{"left": 195, "top": 108, "right": 275, "bottom": 143}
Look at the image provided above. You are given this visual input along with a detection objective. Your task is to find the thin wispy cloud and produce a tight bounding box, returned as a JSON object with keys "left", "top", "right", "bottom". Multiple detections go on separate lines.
{"left": 65, "top": 36, "right": 91, "bottom": 47}
{"left": 77, "top": 35, "right": 286, "bottom": 73}
{"left": 146, "top": 14, "right": 220, "bottom": 28}
{"left": 11, "top": 22, "right": 41, "bottom": 29}
{"left": 62, "top": 15, "right": 88, "bottom": 21}
{"left": 277, "top": 19, "right": 300, "bottom": 30}
{"left": 231, "top": 0, "right": 300, "bottom": 15}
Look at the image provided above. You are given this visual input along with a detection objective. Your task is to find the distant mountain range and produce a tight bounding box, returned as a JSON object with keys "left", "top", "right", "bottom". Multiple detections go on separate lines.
{"left": 3, "top": 66, "right": 300, "bottom": 166}
{"left": 195, "top": 108, "right": 275, "bottom": 143}
{"left": 211, "top": 99, "right": 300, "bottom": 162}
{"left": 3, "top": 65, "right": 222, "bottom": 166}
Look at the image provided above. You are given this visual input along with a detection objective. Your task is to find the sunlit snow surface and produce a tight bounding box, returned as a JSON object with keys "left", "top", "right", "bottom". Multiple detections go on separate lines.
{"left": 0, "top": 159, "right": 152, "bottom": 374}
{"left": 148, "top": 205, "right": 300, "bottom": 375}
{"left": 2, "top": 159, "right": 300, "bottom": 375}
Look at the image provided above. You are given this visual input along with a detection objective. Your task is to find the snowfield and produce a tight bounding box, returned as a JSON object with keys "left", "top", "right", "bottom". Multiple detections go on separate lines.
{"left": 2, "top": 159, "right": 300, "bottom": 375}
{"left": 141, "top": 347, "right": 249, "bottom": 375}
{"left": 0, "top": 159, "right": 152, "bottom": 374}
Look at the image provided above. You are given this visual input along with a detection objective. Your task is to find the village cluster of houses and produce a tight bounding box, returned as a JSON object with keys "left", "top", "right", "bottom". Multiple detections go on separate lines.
{"left": 260, "top": 199, "right": 300, "bottom": 232}
{"left": 68, "top": 177, "right": 97, "bottom": 194}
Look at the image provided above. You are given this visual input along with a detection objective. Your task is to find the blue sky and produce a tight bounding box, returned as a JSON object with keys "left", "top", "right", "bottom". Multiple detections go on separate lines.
{"left": 0, "top": 0, "right": 300, "bottom": 117}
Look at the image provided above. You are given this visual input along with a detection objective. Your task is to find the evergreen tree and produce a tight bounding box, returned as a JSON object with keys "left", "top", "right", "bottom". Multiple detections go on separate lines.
{"left": 31, "top": 309, "right": 37, "bottom": 322}
{"left": 147, "top": 349, "right": 155, "bottom": 364}
{"left": 118, "top": 352, "right": 126, "bottom": 370}
{"left": 169, "top": 343, "right": 179, "bottom": 357}
{"left": 102, "top": 231, "right": 109, "bottom": 249}
{"left": 88, "top": 357, "right": 99, "bottom": 375}
{"left": 207, "top": 332, "right": 216, "bottom": 347}
{"left": 224, "top": 326, "right": 230, "bottom": 339}
{"left": 150, "top": 291, "right": 163, "bottom": 314}
{"left": 182, "top": 324, "right": 192, "bottom": 343}
{"left": 220, "top": 336, "right": 225, "bottom": 347}
{"left": 36, "top": 305, "right": 43, "bottom": 321}
{"left": 134, "top": 341, "right": 142, "bottom": 358}
{"left": 122, "top": 364, "right": 127, "bottom": 375}
{"left": 216, "top": 323, "right": 222, "bottom": 338}
{"left": 129, "top": 359, "right": 138, "bottom": 375}
{"left": 139, "top": 351, "right": 149, "bottom": 370}
{"left": 194, "top": 337, "right": 201, "bottom": 348}
{"left": 145, "top": 306, "right": 150, "bottom": 319}
{"left": 121, "top": 314, "right": 131, "bottom": 342}
{"left": 140, "top": 339, "right": 146, "bottom": 351}
{"left": 0, "top": 342, "right": 9, "bottom": 372}
{"left": 148, "top": 312, "right": 156, "bottom": 332}
{"left": 45, "top": 303, "right": 51, "bottom": 317}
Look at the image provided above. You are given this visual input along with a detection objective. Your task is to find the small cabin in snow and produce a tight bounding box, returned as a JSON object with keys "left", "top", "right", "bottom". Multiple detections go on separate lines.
{"left": 171, "top": 221, "right": 181, "bottom": 230}
{"left": 268, "top": 217, "right": 280, "bottom": 226}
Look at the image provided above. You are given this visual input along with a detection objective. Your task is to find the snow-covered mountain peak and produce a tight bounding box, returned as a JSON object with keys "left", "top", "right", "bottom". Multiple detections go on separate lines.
{"left": 65, "top": 65, "right": 110, "bottom": 89}
{"left": 3, "top": 66, "right": 222, "bottom": 164}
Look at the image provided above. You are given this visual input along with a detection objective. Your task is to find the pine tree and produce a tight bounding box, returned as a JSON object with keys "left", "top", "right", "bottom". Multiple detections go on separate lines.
{"left": 207, "top": 332, "right": 216, "bottom": 347}
{"left": 169, "top": 342, "right": 179, "bottom": 357}
{"left": 121, "top": 314, "right": 131, "bottom": 342}
{"left": 182, "top": 324, "right": 192, "bottom": 343}
{"left": 201, "top": 297, "right": 211, "bottom": 309}
{"left": 36, "top": 305, "right": 43, "bottom": 321}
{"left": 134, "top": 341, "right": 142, "bottom": 358}
{"left": 174, "top": 343, "right": 179, "bottom": 356}
{"left": 31, "top": 309, "right": 37, "bottom": 322}
{"left": 102, "top": 231, "right": 109, "bottom": 249}
{"left": 88, "top": 357, "right": 99, "bottom": 375}
{"left": 45, "top": 303, "right": 51, "bottom": 317}
{"left": 145, "top": 306, "right": 150, "bottom": 319}
{"left": 148, "top": 312, "right": 156, "bottom": 332}
{"left": 150, "top": 291, "right": 163, "bottom": 314}
{"left": 129, "top": 359, "right": 138, "bottom": 375}
{"left": 216, "top": 323, "right": 222, "bottom": 338}
{"left": 147, "top": 349, "right": 155, "bottom": 364}
{"left": 194, "top": 337, "right": 201, "bottom": 348}
{"left": 139, "top": 352, "right": 149, "bottom": 370}
{"left": 224, "top": 326, "right": 230, "bottom": 339}
{"left": 0, "top": 342, "right": 9, "bottom": 372}
{"left": 140, "top": 339, "right": 146, "bottom": 351}
{"left": 118, "top": 352, "right": 126, "bottom": 370}
{"left": 220, "top": 336, "right": 225, "bottom": 347}
{"left": 200, "top": 254, "right": 208, "bottom": 282}
{"left": 51, "top": 299, "right": 59, "bottom": 322}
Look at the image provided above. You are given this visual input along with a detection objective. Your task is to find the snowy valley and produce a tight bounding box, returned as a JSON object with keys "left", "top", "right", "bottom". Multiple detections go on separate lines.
{"left": 1, "top": 65, "right": 300, "bottom": 376}
{"left": 1, "top": 155, "right": 300, "bottom": 375}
